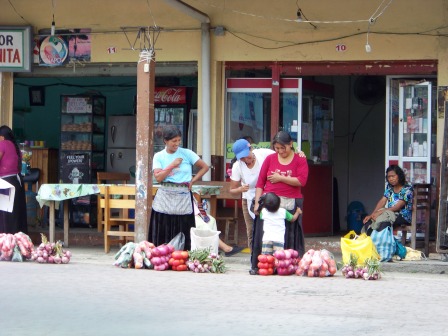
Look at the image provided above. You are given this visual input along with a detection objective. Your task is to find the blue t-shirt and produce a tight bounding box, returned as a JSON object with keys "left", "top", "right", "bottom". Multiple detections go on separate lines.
{"left": 383, "top": 183, "right": 413, "bottom": 223}
{"left": 153, "top": 147, "right": 200, "bottom": 183}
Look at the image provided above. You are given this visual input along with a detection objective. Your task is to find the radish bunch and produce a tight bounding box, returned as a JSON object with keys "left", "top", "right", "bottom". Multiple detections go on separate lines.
{"left": 150, "top": 244, "right": 174, "bottom": 271}
{"left": 296, "top": 249, "right": 337, "bottom": 277}
{"left": 341, "top": 255, "right": 382, "bottom": 280}
{"left": 187, "top": 247, "right": 227, "bottom": 273}
{"left": 30, "top": 234, "right": 72, "bottom": 264}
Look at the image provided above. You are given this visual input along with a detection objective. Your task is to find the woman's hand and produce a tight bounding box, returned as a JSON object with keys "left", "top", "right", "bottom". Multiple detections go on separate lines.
{"left": 363, "top": 215, "right": 372, "bottom": 224}
{"left": 171, "top": 158, "right": 183, "bottom": 168}
{"left": 266, "top": 172, "right": 283, "bottom": 184}
{"left": 296, "top": 150, "right": 306, "bottom": 158}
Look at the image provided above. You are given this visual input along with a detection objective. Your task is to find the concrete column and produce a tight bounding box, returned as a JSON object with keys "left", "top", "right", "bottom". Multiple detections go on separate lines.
{"left": 135, "top": 52, "right": 155, "bottom": 243}
{"left": 0, "top": 72, "right": 14, "bottom": 126}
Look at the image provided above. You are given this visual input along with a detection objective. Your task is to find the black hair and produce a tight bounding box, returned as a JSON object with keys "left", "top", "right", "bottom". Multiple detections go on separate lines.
{"left": 272, "top": 131, "right": 294, "bottom": 150}
{"left": 386, "top": 165, "right": 407, "bottom": 186}
{"left": 0, "top": 125, "right": 22, "bottom": 172}
{"left": 263, "top": 192, "right": 281, "bottom": 213}
{"left": 242, "top": 135, "right": 254, "bottom": 144}
{"left": 162, "top": 125, "right": 182, "bottom": 141}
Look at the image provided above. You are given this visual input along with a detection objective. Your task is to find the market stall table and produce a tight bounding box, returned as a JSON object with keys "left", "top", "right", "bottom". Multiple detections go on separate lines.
{"left": 36, "top": 184, "right": 101, "bottom": 246}
{"left": 37, "top": 183, "right": 222, "bottom": 247}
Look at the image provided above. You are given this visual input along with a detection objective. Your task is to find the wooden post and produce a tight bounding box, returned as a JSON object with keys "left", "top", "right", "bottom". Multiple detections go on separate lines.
{"left": 135, "top": 51, "right": 155, "bottom": 243}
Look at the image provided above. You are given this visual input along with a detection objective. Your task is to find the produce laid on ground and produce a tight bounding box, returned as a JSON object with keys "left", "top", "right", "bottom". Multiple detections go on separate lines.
{"left": 0, "top": 232, "right": 72, "bottom": 264}
{"left": 114, "top": 242, "right": 227, "bottom": 273}
{"left": 30, "top": 234, "right": 72, "bottom": 264}
{"left": 295, "top": 249, "right": 337, "bottom": 277}
{"left": 0, "top": 232, "right": 34, "bottom": 262}
{"left": 186, "top": 247, "right": 226, "bottom": 273}
{"left": 257, "top": 254, "right": 275, "bottom": 276}
{"left": 340, "top": 253, "right": 382, "bottom": 280}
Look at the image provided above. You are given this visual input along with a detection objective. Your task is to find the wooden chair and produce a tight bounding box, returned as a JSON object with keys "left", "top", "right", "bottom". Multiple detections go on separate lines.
{"left": 98, "top": 185, "right": 136, "bottom": 253}
{"left": 399, "top": 183, "right": 431, "bottom": 256}
{"left": 97, "top": 172, "right": 131, "bottom": 232}
{"left": 195, "top": 181, "right": 241, "bottom": 245}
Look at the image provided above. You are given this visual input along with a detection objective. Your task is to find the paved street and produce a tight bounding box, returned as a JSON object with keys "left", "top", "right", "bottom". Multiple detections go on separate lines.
{"left": 2, "top": 248, "right": 448, "bottom": 336}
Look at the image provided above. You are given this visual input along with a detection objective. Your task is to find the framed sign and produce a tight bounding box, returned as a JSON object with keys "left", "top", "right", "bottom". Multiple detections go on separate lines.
{"left": 29, "top": 86, "right": 45, "bottom": 106}
{"left": 0, "top": 26, "right": 32, "bottom": 72}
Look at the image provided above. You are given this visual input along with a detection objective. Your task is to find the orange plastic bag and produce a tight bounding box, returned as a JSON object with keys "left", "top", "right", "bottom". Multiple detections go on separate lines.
{"left": 341, "top": 230, "right": 380, "bottom": 265}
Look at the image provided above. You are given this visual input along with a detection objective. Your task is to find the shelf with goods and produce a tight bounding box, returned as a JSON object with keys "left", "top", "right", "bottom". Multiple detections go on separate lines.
{"left": 59, "top": 94, "right": 106, "bottom": 228}
{"left": 387, "top": 78, "right": 438, "bottom": 242}
{"left": 387, "top": 79, "right": 434, "bottom": 183}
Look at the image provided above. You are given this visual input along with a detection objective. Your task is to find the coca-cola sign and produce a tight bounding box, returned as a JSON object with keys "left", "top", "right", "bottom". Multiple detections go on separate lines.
{"left": 154, "top": 87, "right": 186, "bottom": 104}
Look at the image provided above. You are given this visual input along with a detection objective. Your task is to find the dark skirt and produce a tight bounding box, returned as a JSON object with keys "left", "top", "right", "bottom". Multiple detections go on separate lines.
{"left": 148, "top": 191, "right": 195, "bottom": 250}
{"left": 0, "top": 174, "right": 27, "bottom": 234}
{"left": 251, "top": 198, "right": 305, "bottom": 271}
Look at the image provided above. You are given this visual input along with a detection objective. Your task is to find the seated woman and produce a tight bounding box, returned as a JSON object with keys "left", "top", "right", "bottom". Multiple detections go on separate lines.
{"left": 193, "top": 198, "right": 243, "bottom": 256}
{"left": 362, "top": 165, "right": 413, "bottom": 235}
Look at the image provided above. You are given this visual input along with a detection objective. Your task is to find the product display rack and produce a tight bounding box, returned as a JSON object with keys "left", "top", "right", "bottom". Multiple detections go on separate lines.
{"left": 59, "top": 94, "right": 106, "bottom": 227}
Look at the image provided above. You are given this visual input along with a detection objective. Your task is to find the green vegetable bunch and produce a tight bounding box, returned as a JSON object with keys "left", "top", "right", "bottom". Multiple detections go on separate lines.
{"left": 187, "top": 247, "right": 227, "bottom": 274}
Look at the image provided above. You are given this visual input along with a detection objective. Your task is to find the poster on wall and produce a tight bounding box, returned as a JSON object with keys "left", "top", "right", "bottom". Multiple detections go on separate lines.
{"left": 39, "top": 35, "right": 69, "bottom": 66}
{"left": 230, "top": 92, "right": 264, "bottom": 141}
{"left": 60, "top": 153, "right": 91, "bottom": 184}
{"left": 38, "top": 28, "right": 91, "bottom": 66}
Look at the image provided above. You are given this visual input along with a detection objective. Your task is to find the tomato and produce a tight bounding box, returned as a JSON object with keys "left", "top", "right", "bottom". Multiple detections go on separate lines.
{"left": 173, "top": 259, "right": 185, "bottom": 267}
{"left": 180, "top": 251, "right": 189, "bottom": 260}
{"left": 168, "top": 257, "right": 175, "bottom": 266}
{"left": 177, "top": 264, "right": 188, "bottom": 271}
{"left": 267, "top": 267, "right": 274, "bottom": 275}
{"left": 258, "top": 268, "right": 269, "bottom": 276}
{"left": 258, "top": 254, "right": 267, "bottom": 263}
{"left": 171, "top": 265, "right": 177, "bottom": 271}
{"left": 257, "top": 262, "right": 269, "bottom": 269}
{"left": 172, "top": 251, "right": 184, "bottom": 260}
{"left": 266, "top": 254, "right": 275, "bottom": 264}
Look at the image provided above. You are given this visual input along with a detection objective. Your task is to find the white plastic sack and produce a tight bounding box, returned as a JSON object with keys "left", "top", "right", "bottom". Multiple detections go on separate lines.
{"left": 190, "top": 228, "right": 220, "bottom": 255}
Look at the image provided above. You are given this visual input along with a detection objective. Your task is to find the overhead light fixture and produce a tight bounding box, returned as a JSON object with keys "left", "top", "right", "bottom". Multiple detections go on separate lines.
{"left": 51, "top": 14, "right": 55, "bottom": 36}
{"left": 296, "top": 9, "right": 303, "bottom": 22}
{"left": 365, "top": 18, "right": 372, "bottom": 53}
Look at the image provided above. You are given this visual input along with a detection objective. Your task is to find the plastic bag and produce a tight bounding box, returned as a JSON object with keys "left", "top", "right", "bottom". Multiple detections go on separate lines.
{"left": 168, "top": 232, "right": 185, "bottom": 251}
{"left": 371, "top": 226, "right": 395, "bottom": 262}
{"left": 12, "top": 245, "right": 23, "bottom": 262}
{"left": 394, "top": 238, "right": 407, "bottom": 260}
{"left": 190, "top": 228, "right": 220, "bottom": 255}
{"left": 341, "top": 230, "right": 380, "bottom": 266}
{"left": 113, "top": 242, "right": 136, "bottom": 268}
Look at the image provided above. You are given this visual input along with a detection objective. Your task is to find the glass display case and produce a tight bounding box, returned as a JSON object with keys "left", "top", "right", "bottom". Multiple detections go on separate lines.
{"left": 387, "top": 79, "right": 433, "bottom": 183}
{"left": 59, "top": 94, "right": 106, "bottom": 227}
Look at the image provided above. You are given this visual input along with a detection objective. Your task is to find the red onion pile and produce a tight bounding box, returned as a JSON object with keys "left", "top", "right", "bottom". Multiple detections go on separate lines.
{"left": 274, "top": 249, "right": 300, "bottom": 276}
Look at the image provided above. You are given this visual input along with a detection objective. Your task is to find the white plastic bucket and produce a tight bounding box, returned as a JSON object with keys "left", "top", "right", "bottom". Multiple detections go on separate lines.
{"left": 190, "top": 228, "right": 220, "bottom": 255}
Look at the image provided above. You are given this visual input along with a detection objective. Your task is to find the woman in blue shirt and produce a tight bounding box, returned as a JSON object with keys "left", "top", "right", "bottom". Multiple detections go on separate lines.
{"left": 148, "top": 125, "right": 209, "bottom": 249}
{"left": 362, "top": 165, "right": 413, "bottom": 234}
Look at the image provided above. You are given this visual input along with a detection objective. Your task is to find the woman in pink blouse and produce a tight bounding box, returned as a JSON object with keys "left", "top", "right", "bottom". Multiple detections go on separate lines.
{"left": 251, "top": 131, "right": 308, "bottom": 274}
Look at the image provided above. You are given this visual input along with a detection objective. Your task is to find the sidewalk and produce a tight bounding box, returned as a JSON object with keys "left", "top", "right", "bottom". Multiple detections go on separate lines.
{"left": 69, "top": 244, "right": 448, "bottom": 275}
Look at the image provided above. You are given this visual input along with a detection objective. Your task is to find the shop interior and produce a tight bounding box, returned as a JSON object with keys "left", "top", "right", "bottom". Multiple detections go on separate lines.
{"left": 12, "top": 68, "right": 437, "bottom": 236}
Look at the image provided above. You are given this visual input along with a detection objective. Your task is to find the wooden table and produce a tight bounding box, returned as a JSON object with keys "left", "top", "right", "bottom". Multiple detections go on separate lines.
{"left": 36, "top": 184, "right": 101, "bottom": 246}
